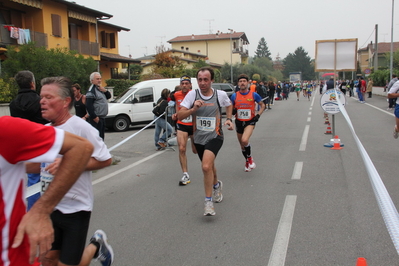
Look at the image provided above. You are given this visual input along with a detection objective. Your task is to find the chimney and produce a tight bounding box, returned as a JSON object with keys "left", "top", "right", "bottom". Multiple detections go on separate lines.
{"left": 191, "top": 34, "right": 194, "bottom": 39}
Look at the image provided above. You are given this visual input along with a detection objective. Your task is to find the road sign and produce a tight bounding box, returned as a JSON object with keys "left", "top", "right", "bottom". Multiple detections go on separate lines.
{"left": 320, "top": 89, "right": 346, "bottom": 114}
{"left": 364, "top": 68, "right": 371, "bottom": 74}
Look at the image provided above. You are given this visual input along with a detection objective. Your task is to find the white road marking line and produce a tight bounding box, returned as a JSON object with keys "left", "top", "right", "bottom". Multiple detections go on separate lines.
{"left": 307, "top": 117, "right": 311, "bottom": 122}
{"left": 92, "top": 150, "right": 166, "bottom": 185}
{"left": 299, "top": 125, "right": 309, "bottom": 151}
{"left": 268, "top": 195, "right": 297, "bottom": 266}
{"left": 291, "top": 162, "right": 303, "bottom": 180}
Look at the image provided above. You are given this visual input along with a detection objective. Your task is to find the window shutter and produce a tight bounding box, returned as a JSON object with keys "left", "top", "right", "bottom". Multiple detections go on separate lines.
{"left": 51, "top": 14, "right": 62, "bottom": 37}
{"left": 110, "top": 33, "right": 115, "bottom": 48}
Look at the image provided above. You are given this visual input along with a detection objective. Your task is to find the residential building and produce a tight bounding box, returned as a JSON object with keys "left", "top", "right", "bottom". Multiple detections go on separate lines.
{"left": 136, "top": 49, "right": 222, "bottom": 75}
{"left": 168, "top": 31, "right": 249, "bottom": 66}
{"left": 358, "top": 41, "right": 399, "bottom": 73}
{"left": 0, "top": 0, "right": 139, "bottom": 81}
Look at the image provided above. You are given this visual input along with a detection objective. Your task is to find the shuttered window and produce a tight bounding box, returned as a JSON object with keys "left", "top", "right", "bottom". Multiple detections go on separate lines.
{"left": 51, "top": 14, "right": 62, "bottom": 37}
{"left": 110, "top": 33, "right": 115, "bottom": 48}
{"left": 101, "top": 31, "right": 107, "bottom": 48}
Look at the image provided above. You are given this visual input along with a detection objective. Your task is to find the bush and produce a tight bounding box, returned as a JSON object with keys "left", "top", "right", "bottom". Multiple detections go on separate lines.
{"left": 370, "top": 69, "right": 395, "bottom": 86}
{"left": 0, "top": 78, "right": 18, "bottom": 103}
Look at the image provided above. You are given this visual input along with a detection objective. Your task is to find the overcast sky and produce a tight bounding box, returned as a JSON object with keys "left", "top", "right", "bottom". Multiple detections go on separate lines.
{"left": 75, "top": 0, "right": 398, "bottom": 61}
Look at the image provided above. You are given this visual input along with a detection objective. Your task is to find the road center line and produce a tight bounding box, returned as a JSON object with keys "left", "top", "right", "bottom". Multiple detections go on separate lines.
{"left": 268, "top": 195, "right": 297, "bottom": 266}
{"left": 299, "top": 125, "right": 309, "bottom": 151}
{"left": 291, "top": 162, "right": 303, "bottom": 180}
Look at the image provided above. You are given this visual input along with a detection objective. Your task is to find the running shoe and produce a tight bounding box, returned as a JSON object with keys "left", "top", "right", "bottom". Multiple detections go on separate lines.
{"left": 248, "top": 156, "right": 256, "bottom": 170}
{"left": 90, "top": 230, "right": 114, "bottom": 266}
{"left": 179, "top": 173, "right": 190, "bottom": 186}
{"left": 394, "top": 126, "right": 399, "bottom": 139}
{"left": 204, "top": 200, "right": 215, "bottom": 216}
{"left": 213, "top": 180, "right": 223, "bottom": 203}
{"left": 244, "top": 161, "right": 251, "bottom": 172}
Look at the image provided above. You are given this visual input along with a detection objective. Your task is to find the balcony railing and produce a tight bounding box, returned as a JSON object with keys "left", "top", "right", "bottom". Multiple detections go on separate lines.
{"left": 70, "top": 38, "right": 100, "bottom": 56}
{"left": 232, "top": 47, "right": 249, "bottom": 56}
{"left": 0, "top": 25, "right": 47, "bottom": 48}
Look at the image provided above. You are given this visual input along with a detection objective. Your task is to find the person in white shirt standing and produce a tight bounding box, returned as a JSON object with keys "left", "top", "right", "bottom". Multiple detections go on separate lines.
{"left": 38, "top": 76, "right": 114, "bottom": 266}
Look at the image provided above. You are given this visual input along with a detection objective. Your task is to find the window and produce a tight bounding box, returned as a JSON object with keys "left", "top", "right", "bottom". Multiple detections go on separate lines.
{"left": 101, "top": 31, "right": 107, "bottom": 48}
{"left": 101, "top": 31, "right": 116, "bottom": 48}
{"left": 51, "top": 14, "right": 62, "bottom": 37}
{"left": 110, "top": 68, "right": 118, "bottom": 79}
{"left": 110, "top": 33, "right": 115, "bottom": 48}
{"left": 133, "top": 87, "right": 153, "bottom": 103}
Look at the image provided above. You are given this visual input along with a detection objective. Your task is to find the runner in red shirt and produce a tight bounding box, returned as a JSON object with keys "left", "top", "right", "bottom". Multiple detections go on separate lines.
{"left": 0, "top": 116, "right": 92, "bottom": 265}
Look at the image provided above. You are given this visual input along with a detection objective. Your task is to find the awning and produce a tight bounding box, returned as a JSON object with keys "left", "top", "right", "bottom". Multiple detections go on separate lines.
{"left": 10, "top": 0, "right": 42, "bottom": 9}
{"left": 68, "top": 10, "right": 96, "bottom": 24}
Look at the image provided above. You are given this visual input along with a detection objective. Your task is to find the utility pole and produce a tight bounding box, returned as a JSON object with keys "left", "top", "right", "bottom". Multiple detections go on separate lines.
{"left": 228, "top": 28, "right": 233, "bottom": 84}
{"left": 390, "top": 0, "right": 394, "bottom": 79}
{"left": 374, "top": 24, "right": 378, "bottom": 71}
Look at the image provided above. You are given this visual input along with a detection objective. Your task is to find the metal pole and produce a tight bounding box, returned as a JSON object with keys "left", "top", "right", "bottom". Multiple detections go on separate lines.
{"left": 228, "top": 28, "right": 233, "bottom": 83}
{"left": 390, "top": 0, "right": 394, "bottom": 79}
{"left": 332, "top": 114, "right": 335, "bottom": 137}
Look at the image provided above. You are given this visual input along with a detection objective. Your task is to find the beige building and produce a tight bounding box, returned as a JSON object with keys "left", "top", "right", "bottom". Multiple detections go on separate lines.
{"left": 358, "top": 41, "right": 399, "bottom": 73}
{"left": 136, "top": 49, "right": 222, "bottom": 75}
{"left": 0, "top": 0, "right": 139, "bottom": 81}
{"left": 168, "top": 31, "right": 249, "bottom": 66}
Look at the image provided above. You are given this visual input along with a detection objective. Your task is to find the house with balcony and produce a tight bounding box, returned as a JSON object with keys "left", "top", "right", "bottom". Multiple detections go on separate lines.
{"left": 358, "top": 41, "right": 399, "bottom": 73}
{"left": 0, "top": 0, "right": 139, "bottom": 81}
{"left": 168, "top": 31, "right": 249, "bottom": 66}
{"left": 135, "top": 48, "right": 222, "bottom": 75}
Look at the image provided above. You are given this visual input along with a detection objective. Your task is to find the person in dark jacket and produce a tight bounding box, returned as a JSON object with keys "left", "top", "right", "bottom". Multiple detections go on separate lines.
{"left": 154, "top": 88, "right": 173, "bottom": 150}
{"left": 9, "top": 70, "right": 47, "bottom": 211}
{"left": 10, "top": 70, "right": 47, "bottom": 124}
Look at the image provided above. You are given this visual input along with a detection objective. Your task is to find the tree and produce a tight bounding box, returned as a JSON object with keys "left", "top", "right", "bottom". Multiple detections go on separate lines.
{"left": 254, "top": 37, "right": 272, "bottom": 60}
{"left": 282, "top": 47, "right": 315, "bottom": 80}
{"left": 152, "top": 45, "right": 184, "bottom": 78}
{"left": 1, "top": 43, "right": 97, "bottom": 96}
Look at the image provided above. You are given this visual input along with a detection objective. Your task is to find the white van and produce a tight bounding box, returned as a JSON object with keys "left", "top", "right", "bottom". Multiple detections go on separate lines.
{"left": 105, "top": 78, "right": 198, "bottom": 131}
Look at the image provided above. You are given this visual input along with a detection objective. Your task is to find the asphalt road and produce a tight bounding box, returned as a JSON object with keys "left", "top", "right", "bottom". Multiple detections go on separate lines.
{"left": 89, "top": 89, "right": 399, "bottom": 266}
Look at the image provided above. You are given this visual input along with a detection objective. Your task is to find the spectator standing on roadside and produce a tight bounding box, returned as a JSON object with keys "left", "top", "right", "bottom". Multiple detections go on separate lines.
{"left": 86, "top": 72, "right": 111, "bottom": 140}
{"left": 172, "top": 76, "right": 197, "bottom": 185}
{"left": 1, "top": 116, "right": 93, "bottom": 265}
{"left": 387, "top": 74, "right": 398, "bottom": 110}
{"left": 154, "top": 88, "right": 173, "bottom": 150}
{"left": 9, "top": 70, "right": 47, "bottom": 210}
{"left": 366, "top": 78, "right": 373, "bottom": 98}
{"left": 178, "top": 67, "right": 234, "bottom": 216}
{"left": 230, "top": 74, "right": 266, "bottom": 172}
{"left": 38, "top": 76, "right": 114, "bottom": 266}
{"left": 267, "top": 81, "right": 275, "bottom": 108}
{"left": 72, "top": 83, "right": 88, "bottom": 119}
{"left": 360, "top": 76, "right": 367, "bottom": 103}
{"left": 388, "top": 79, "right": 399, "bottom": 139}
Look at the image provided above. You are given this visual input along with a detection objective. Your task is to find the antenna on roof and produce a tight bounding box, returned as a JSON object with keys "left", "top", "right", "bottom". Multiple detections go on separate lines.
{"left": 157, "top": 36, "right": 166, "bottom": 44}
{"left": 204, "top": 19, "right": 215, "bottom": 34}
{"left": 142, "top": 46, "right": 147, "bottom": 56}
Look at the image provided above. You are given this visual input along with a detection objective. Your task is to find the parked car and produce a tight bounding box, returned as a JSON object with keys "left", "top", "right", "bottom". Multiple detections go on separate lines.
{"left": 213, "top": 83, "right": 234, "bottom": 97}
{"left": 105, "top": 78, "right": 198, "bottom": 131}
{"left": 213, "top": 83, "right": 235, "bottom": 114}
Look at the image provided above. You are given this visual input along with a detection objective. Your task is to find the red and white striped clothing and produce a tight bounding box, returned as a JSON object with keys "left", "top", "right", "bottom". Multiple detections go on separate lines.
{"left": 0, "top": 116, "right": 64, "bottom": 266}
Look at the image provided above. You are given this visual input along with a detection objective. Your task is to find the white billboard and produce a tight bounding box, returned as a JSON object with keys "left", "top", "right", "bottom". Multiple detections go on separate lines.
{"left": 315, "top": 39, "right": 358, "bottom": 72}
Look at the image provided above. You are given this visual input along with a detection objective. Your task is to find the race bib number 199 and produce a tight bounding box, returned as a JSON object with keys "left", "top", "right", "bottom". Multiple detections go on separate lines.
{"left": 196, "top": 116, "right": 216, "bottom": 131}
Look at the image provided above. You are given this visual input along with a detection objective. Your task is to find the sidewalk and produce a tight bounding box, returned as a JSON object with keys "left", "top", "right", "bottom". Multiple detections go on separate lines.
{"left": 371, "top": 86, "right": 387, "bottom": 97}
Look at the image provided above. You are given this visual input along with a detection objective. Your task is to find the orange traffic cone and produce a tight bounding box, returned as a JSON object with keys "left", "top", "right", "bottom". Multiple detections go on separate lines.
{"left": 356, "top": 257, "right": 368, "bottom": 266}
{"left": 331, "top": 135, "right": 343, "bottom": 150}
{"left": 324, "top": 116, "right": 329, "bottom": 124}
{"left": 324, "top": 123, "right": 332, "bottom": 134}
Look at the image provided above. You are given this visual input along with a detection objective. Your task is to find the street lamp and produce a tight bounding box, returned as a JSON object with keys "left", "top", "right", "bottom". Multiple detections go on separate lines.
{"left": 228, "top": 28, "right": 233, "bottom": 83}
